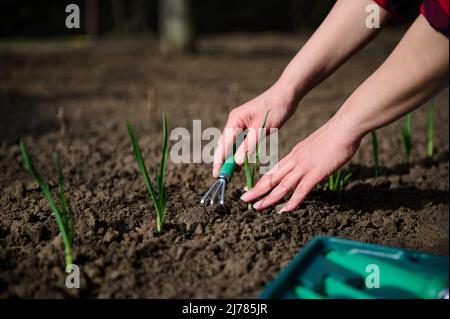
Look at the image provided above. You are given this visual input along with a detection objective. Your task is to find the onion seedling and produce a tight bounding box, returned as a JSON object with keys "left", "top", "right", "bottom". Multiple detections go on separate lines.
{"left": 327, "top": 169, "right": 352, "bottom": 192}
{"left": 371, "top": 130, "right": 380, "bottom": 177}
{"left": 126, "top": 113, "right": 168, "bottom": 234}
{"left": 20, "top": 141, "right": 75, "bottom": 267}
{"left": 244, "top": 110, "right": 270, "bottom": 211}
{"left": 428, "top": 100, "right": 434, "bottom": 158}
{"left": 400, "top": 113, "right": 412, "bottom": 162}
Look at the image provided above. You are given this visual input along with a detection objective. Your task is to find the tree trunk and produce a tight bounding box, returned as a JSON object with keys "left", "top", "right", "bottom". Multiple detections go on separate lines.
{"left": 86, "top": 0, "right": 99, "bottom": 40}
{"left": 159, "top": 0, "right": 195, "bottom": 54}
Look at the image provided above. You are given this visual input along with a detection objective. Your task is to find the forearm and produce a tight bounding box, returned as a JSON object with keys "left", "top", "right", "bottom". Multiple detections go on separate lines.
{"left": 276, "top": 0, "right": 390, "bottom": 101}
{"left": 334, "top": 14, "right": 449, "bottom": 142}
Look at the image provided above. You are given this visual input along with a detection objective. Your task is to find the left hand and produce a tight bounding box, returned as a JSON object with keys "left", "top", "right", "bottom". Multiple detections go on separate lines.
{"left": 240, "top": 118, "right": 361, "bottom": 212}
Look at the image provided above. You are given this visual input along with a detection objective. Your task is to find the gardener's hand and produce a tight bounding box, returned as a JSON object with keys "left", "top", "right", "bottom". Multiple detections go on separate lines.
{"left": 241, "top": 13, "right": 450, "bottom": 212}
{"left": 240, "top": 118, "right": 361, "bottom": 212}
{"left": 213, "top": 82, "right": 298, "bottom": 178}
{"left": 212, "top": 0, "right": 392, "bottom": 179}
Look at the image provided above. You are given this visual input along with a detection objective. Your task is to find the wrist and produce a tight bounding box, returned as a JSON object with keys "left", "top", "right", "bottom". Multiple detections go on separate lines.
{"left": 330, "top": 104, "right": 367, "bottom": 146}
{"left": 271, "top": 77, "right": 304, "bottom": 110}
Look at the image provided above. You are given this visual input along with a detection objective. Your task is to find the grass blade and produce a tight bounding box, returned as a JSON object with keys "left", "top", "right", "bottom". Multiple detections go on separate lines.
{"left": 371, "top": 130, "right": 380, "bottom": 177}
{"left": 20, "top": 141, "right": 73, "bottom": 266}
{"left": 428, "top": 100, "right": 434, "bottom": 158}
{"left": 158, "top": 113, "right": 169, "bottom": 220}
{"left": 252, "top": 110, "right": 270, "bottom": 182}
{"left": 255, "top": 110, "right": 270, "bottom": 160}
{"left": 244, "top": 152, "right": 252, "bottom": 189}
{"left": 335, "top": 170, "right": 341, "bottom": 190}
{"left": 53, "top": 153, "right": 75, "bottom": 245}
{"left": 244, "top": 110, "right": 270, "bottom": 211}
{"left": 160, "top": 186, "right": 167, "bottom": 221}
{"left": 126, "top": 116, "right": 168, "bottom": 234}
{"left": 327, "top": 170, "right": 352, "bottom": 192}
{"left": 126, "top": 120, "right": 160, "bottom": 217}
{"left": 328, "top": 174, "right": 334, "bottom": 191}
{"left": 244, "top": 152, "right": 253, "bottom": 211}
{"left": 343, "top": 173, "right": 352, "bottom": 187}
{"left": 405, "top": 112, "right": 411, "bottom": 135}
{"left": 401, "top": 113, "right": 412, "bottom": 161}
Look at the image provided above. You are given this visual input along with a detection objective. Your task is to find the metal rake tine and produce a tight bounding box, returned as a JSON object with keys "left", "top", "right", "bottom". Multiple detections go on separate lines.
{"left": 219, "top": 179, "right": 226, "bottom": 206}
{"left": 200, "top": 179, "right": 220, "bottom": 205}
{"left": 209, "top": 179, "right": 222, "bottom": 205}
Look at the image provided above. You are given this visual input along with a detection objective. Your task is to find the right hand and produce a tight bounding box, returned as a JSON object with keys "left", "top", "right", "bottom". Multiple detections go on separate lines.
{"left": 240, "top": 116, "right": 362, "bottom": 212}
{"left": 213, "top": 81, "right": 299, "bottom": 178}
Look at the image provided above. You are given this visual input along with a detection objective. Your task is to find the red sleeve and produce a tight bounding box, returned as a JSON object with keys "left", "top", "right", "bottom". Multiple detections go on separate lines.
{"left": 372, "top": 0, "right": 404, "bottom": 19}
{"left": 373, "top": 0, "right": 392, "bottom": 9}
{"left": 421, "top": 0, "right": 449, "bottom": 37}
{"left": 374, "top": 0, "right": 449, "bottom": 37}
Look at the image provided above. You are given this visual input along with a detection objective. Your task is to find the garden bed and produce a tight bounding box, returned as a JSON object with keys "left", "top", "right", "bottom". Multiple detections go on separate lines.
{"left": 0, "top": 33, "right": 448, "bottom": 298}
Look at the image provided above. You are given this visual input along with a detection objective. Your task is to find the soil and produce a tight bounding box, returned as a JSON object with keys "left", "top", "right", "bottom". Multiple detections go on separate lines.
{"left": 0, "top": 32, "right": 448, "bottom": 298}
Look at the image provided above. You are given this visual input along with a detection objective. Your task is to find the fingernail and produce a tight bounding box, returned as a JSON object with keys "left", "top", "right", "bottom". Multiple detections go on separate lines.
{"left": 253, "top": 200, "right": 263, "bottom": 210}
{"left": 278, "top": 206, "right": 288, "bottom": 214}
{"left": 240, "top": 193, "right": 249, "bottom": 201}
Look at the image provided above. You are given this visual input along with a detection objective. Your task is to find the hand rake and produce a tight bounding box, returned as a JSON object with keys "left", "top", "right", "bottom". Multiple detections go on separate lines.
{"left": 200, "top": 154, "right": 238, "bottom": 206}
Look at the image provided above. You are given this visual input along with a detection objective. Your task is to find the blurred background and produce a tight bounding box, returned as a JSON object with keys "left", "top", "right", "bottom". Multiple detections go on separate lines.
{"left": 0, "top": 0, "right": 422, "bottom": 52}
{"left": 0, "top": 0, "right": 445, "bottom": 161}
{"left": 1, "top": 1, "right": 448, "bottom": 299}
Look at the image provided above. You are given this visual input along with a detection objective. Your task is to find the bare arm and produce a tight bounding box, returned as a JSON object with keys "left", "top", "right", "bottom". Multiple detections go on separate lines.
{"left": 213, "top": 0, "right": 391, "bottom": 176}
{"left": 242, "top": 14, "right": 449, "bottom": 212}
{"left": 278, "top": 0, "right": 391, "bottom": 100}
{"left": 335, "top": 14, "right": 449, "bottom": 141}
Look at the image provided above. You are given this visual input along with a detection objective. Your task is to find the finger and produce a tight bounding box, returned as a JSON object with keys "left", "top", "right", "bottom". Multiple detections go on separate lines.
{"left": 213, "top": 128, "right": 235, "bottom": 177}
{"left": 279, "top": 174, "right": 318, "bottom": 213}
{"left": 234, "top": 126, "right": 258, "bottom": 166}
{"left": 253, "top": 169, "right": 303, "bottom": 210}
{"left": 213, "top": 124, "right": 242, "bottom": 178}
{"left": 241, "top": 156, "right": 294, "bottom": 202}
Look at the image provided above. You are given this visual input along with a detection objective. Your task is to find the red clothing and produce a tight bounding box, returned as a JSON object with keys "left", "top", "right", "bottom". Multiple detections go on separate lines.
{"left": 374, "top": 0, "right": 449, "bottom": 37}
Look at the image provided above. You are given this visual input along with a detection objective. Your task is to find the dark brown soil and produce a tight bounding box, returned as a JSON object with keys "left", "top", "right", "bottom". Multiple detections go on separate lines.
{"left": 0, "top": 32, "right": 448, "bottom": 298}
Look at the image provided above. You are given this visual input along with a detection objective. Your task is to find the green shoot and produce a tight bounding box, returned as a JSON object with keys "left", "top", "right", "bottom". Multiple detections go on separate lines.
{"left": 428, "top": 100, "right": 434, "bottom": 158}
{"left": 400, "top": 113, "right": 412, "bottom": 162}
{"left": 127, "top": 113, "right": 168, "bottom": 234}
{"left": 20, "top": 141, "right": 75, "bottom": 267}
{"left": 244, "top": 153, "right": 253, "bottom": 211}
{"left": 371, "top": 130, "right": 380, "bottom": 177}
{"left": 327, "top": 169, "right": 352, "bottom": 192}
{"left": 244, "top": 110, "right": 270, "bottom": 211}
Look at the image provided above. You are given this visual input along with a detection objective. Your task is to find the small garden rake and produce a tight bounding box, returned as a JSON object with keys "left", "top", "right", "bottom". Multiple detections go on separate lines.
{"left": 200, "top": 155, "right": 238, "bottom": 206}
{"left": 200, "top": 136, "right": 246, "bottom": 206}
{"left": 202, "top": 111, "right": 269, "bottom": 207}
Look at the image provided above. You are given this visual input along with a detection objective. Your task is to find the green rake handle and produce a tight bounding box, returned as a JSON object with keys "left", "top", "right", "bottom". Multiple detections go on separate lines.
{"left": 219, "top": 155, "right": 237, "bottom": 177}
{"left": 218, "top": 136, "right": 245, "bottom": 179}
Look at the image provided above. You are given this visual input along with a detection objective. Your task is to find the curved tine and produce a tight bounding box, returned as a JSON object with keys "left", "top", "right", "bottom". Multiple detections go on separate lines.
{"left": 200, "top": 179, "right": 220, "bottom": 205}
{"left": 219, "top": 179, "right": 226, "bottom": 206}
{"left": 210, "top": 179, "right": 222, "bottom": 205}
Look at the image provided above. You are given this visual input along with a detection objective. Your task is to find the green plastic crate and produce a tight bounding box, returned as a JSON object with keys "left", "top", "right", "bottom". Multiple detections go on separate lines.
{"left": 260, "top": 236, "right": 449, "bottom": 299}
